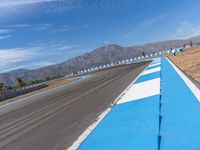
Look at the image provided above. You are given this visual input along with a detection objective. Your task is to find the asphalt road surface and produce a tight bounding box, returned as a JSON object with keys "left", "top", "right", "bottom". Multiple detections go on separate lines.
{"left": 0, "top": 61, "right": 150, "bottom": 150}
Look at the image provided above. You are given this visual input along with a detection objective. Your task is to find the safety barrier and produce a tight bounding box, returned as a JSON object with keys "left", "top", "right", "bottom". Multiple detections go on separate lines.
{"left": 0, "top": 83, "right": 47, "bottom": 102}
{"left": 76, "top": 48, "right": 183, "bottom": 75}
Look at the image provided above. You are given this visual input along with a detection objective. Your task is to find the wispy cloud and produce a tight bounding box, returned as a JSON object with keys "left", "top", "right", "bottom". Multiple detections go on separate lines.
{"left": 0, "top": 0, "right": 58, "bottom": 7}
{"left": 51, "top": 24, "right": 92, "bottom": 33}
{"left": 44, "top": 0, "right": 83, "bottom": 13}
{"left": 56, "top": 45, "right": 79, "bottom": 50}
{"left": 125, "top": 13, "right": 169, "bottom": 38}
{"left": 0, "top": 29, "right": 10, "bottom": 34}
{"left": 39, "top": 43, "right": 81, "bottom": 56}
{"left": 1, "top": 65, "right": 29, "bottom": 73}
{"left": 41, "top": 42, "right": 79, "bottom": 50}
{"left": 0, "top": 24, "right": 51, "bottom": 39}
{"left": 3, "top": 23, "right": 52, "bottom": 31}
{"left": 0, "top": 24, "right": 51, "bottom": 42}
{"left": 31, "top": 61, "right": 56, "bottom": 68}
{"left": 0, "top": 47, "right": 39, "bottom": 72}
{"left": 141, "top": 13, "right": 169, "bottom": 26}
{"left": 0, "top": 42, "right": 83, "bottom": 73}
{"left": 174, "top": 21, "right": 200, "bottom": 39}
{"left": 0, "top": 0, "right": 83, "bottom": 20}
{"left": 0, "top": 23, "right": 90, "bottom": 33}
{"left": 0, "top": 35, "right": 12, "bottom": 40}
{"left": 0, "top": 29, "right": 11, "bottom": 40}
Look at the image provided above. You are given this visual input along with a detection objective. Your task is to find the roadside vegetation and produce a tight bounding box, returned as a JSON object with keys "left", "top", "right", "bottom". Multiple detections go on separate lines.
{"left": 0, "top": 83, "right": 5, "bottom": 95}
{"left": 0, "top": 75, "right": 59, "bottom": 98}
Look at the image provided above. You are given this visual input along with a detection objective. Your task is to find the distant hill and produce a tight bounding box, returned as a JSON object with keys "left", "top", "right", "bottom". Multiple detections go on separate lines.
{"left": 0, "top": 36, "right": 199, "bottom": 86}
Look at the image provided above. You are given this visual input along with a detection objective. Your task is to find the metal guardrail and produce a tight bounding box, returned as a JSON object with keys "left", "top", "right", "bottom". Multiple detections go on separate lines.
{"left": 0, "top": 83, "right": 47, "bottom": 102}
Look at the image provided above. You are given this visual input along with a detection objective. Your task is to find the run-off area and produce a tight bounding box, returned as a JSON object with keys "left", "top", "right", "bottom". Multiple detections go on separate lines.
{"left": 78, "top": 57, "right": 200, "bottom": 150}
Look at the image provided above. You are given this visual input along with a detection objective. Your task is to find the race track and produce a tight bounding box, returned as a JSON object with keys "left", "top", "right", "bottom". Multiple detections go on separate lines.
{"left": 0, "top": 61, "right": 150, "bottom": 150}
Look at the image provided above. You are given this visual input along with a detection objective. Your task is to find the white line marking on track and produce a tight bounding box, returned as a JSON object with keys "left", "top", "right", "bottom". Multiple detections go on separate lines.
{"left": 117, "top": 78, "right": 160, "bottom": 105}
{"left": 142, "top": 67, "right": 161, "bottom": 76}
{"left": 68, "top": 108, "right": 111, "bottom": 150}
{"left": 149, "top": 62, "right": 161, "bottom": 67}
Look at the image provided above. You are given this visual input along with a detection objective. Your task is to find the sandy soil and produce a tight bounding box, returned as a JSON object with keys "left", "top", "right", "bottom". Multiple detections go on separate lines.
{"left": 0, "top": 77, "right": 79, "bottom": 105}
{"left": 167, "top": 48, "right": 200, "bottom": 83}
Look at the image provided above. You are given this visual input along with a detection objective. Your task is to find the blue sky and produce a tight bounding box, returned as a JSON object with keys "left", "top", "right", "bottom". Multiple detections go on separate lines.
{"left": 1, "top": 0, "right": 200, "bottom": 73}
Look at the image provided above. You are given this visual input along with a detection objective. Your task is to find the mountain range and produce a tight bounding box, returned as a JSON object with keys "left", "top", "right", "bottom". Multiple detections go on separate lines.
{"left": 1, "top": 36, "right": 200, "bottom": 86}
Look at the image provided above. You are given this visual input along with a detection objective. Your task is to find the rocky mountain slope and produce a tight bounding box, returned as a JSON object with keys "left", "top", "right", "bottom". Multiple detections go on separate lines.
{"left": 1, "top": 36, "right": 199, "bottom": 86}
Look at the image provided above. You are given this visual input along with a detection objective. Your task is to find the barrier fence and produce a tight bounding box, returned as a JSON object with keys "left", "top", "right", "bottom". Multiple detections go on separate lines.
{"left": 0, "top": 48, "right": 183, "bottom": 102}
{"left": 0, "top": 83, "right": 47, "bottom": 102}
{"left": 75, "top": 48, "right": 183, "bottom": 75}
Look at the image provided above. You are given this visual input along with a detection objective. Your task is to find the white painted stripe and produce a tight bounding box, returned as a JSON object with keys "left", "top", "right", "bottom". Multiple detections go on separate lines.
{"left": 151, "top": 61, "right": 160, "bottom": 65}
{"left": 149, "top": 62, "right": 161, "bottom": 67}
{"left": 152, "top": 58, "right": 161, "bottom": 62}
{"left": 167, "top": 58, "right": 200, "bottom": 101}
{"left": 117, "top": 78, "right": 160, "bottom": 105}
{"left": 153, "top": 58, "right": 161, "bottom": 61}
{"left": 142, "top": 67, "right": 161, "bottom": 76}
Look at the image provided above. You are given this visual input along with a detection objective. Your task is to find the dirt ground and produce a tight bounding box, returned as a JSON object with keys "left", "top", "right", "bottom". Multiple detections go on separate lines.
{"left": 167, "top": 48, "right": 200, "bottom": 83}
{"left": 0, "top": 77, "right": 79, "bottom": 105}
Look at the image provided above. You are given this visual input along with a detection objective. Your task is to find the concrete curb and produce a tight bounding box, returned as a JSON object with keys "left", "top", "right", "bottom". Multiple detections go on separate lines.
{"left": 166, "top": 58, "right": 200, "bottom": 101}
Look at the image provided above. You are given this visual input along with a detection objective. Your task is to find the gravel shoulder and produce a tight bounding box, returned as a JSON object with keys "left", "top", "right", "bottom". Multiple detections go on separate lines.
{"left": 167, "top": 47, "right": 200, "bottom": 88}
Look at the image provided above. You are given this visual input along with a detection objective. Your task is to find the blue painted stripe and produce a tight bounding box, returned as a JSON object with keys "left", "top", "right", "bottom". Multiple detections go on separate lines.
{"left": 135, "top": 71, "right": 160, "bottom": 84}
{"left": 161, "top": 58, "right": 200, "bottom": 150}
{"left": 78, "top": 95, "right": 160, "bottom": 150}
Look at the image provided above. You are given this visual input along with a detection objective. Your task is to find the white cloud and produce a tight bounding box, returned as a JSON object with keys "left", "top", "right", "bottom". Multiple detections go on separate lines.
{"left": 31, "top": 24, "right": 52, "bottom": 31}
{"left": 140, "top": 13, "right": 169, "bottom": 27}
{"left": 0, "top": 29, "right": 10, "bottom": 34}
{"left": 0, "top": 0, "right": 83, "bottom": 19}
{"left": 0, "top": 47, "right": 39, "bottom": 72}
{"left": 45, "top": 0, "right": 83, "bottom": 13}
{"left": 31, "top": 61, "right": 56, "bottom": 68}
{"left": 0, "top": 0, "right": 84, "bottom": 13}
{"left": 174, "top": 21, "right": 200, "bottom": 39}
{"left": 38, "top": 42, "right": 80, "bottom": 51}
{"left": 0, "top": 23, "right": 90, "bottom": 34}
{"left": 0, "top": 29, "right": 11, "bottom": 40}
{"left": 0, "top": 35, "right": 11, "bottom": 40}
{"left": 125, "top": 13, "right": 169, "bottom": 38}
{"left": 0, "top": 0, "right": 58, "bottom": 7}
{"left": 4, "top": 24, "right": 51, "bottom": 31}
{"left": 51, "top": 24, "right": 92, "bottom": 33}
{"left": 56, "top": 45, "right": 79, "bottom": 50}
{"left": 0, "top": 42, "right": 82, "bottom": 73}
{"left": 1, "top": 65, "right": 29, "bottom": 73}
